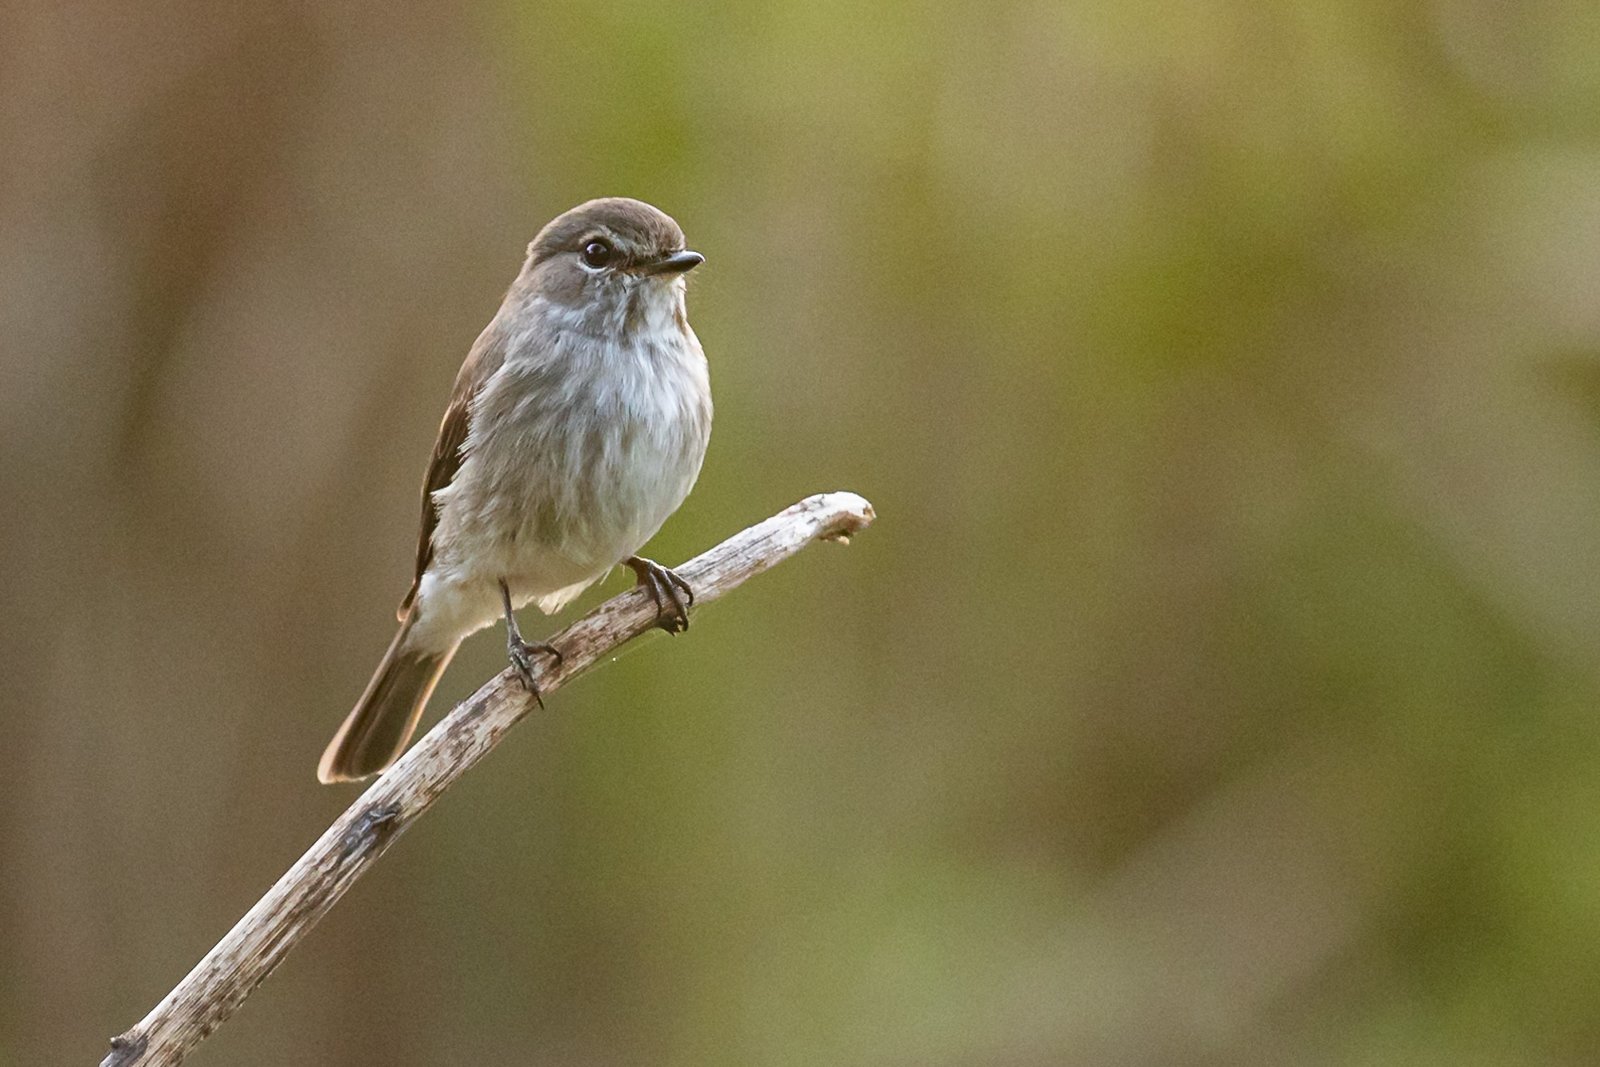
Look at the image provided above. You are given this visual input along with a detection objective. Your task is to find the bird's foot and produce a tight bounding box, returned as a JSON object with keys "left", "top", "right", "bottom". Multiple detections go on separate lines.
{"left": 500, "top": 577, "right": 563, "bottom": 706}
{"left": 625, "top": 556, "right": 694, "bottom": 634}
{"left": 508, "top": 636, "right": 563, "bottom": 707}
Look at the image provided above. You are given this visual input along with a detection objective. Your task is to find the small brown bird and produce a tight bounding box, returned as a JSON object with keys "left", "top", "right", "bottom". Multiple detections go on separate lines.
{"left": 318, "top": 198, "right": 712, "bottom": 783}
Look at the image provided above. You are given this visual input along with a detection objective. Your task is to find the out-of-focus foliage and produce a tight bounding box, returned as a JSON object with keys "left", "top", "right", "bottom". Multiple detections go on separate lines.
{"left": 5, "top": 0, "right": 1600, "bottom": 1063}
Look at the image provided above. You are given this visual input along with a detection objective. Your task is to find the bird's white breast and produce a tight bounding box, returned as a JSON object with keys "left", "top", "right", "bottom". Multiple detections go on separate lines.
{"left": 411, "top": 293, "right": 711, "bottom": 648}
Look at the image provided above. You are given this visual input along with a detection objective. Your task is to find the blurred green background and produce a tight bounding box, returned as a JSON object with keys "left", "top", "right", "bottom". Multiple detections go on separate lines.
{"left": 5, "top": 0, "right": 1600, "bottom": 1063}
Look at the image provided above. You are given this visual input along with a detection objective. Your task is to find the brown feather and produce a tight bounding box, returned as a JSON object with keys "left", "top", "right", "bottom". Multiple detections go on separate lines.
{"left": 398, "top": 322, "right": 509, "bottom": 618}
{"left": 318, "top": 606, "right": 457, "bottom": 783}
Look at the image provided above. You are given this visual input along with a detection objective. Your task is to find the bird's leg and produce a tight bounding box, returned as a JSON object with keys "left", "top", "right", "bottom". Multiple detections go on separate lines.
{"left": 499, "top": 579, "right": 563, "bottom": 705}
{"left": 624, "top": 556, "right": 694, "bottom": 634}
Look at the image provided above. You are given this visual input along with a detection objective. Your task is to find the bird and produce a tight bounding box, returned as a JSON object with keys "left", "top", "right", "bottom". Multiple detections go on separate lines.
{"left": 318, "top": 198, "right": 712, "bottom": 783}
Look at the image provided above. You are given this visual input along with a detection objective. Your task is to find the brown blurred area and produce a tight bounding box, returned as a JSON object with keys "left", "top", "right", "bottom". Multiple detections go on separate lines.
{"left": 6, "top": 0, "right": 1600, "bottom": 1064}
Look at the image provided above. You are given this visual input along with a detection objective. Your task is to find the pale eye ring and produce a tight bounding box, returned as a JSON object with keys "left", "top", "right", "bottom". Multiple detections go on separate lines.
{"left": 581, "top": 239, "right": 614, "bottom": 269}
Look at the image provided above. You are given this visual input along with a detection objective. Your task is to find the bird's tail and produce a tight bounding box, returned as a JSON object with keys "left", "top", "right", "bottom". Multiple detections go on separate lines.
{"left": 317, "top": 607, "right": 457, "bottom": 784}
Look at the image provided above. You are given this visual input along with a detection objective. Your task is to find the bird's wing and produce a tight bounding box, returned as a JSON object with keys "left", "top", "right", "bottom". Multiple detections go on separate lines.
{"left": 397, "top": 322, "right": 509, "bottom": 618}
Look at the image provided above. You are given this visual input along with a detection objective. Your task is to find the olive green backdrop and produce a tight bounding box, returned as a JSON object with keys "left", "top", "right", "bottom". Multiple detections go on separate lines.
{"left": 5, "top": 0, "right": 1600, "bottom": 1063}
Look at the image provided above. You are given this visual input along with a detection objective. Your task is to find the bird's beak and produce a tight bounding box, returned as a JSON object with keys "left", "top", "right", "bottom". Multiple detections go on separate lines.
{"left": 639, "top": 250, "right": 704, "bottom": 276}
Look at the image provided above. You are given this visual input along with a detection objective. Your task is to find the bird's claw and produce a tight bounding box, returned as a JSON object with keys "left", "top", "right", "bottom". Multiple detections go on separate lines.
{"left": 507, "top": 636, "right": 563, "bottom": 707}
{"left": 625, "top": 556, "right": 694, "bottom": 634}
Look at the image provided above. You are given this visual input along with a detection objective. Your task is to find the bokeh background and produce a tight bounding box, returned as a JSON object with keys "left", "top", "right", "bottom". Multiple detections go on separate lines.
{"left": 6, "top": 1, "right": 1600, "bottom": 1063}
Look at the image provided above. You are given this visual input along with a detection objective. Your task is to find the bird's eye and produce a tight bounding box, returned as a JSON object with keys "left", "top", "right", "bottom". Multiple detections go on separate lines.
{"left": 581, "top": 239, "right": 613, "bottom": 269}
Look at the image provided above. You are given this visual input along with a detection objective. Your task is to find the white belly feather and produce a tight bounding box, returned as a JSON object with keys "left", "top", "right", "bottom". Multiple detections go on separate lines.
{"left": 408, "top": 318, "right": 710, "bottom": 652}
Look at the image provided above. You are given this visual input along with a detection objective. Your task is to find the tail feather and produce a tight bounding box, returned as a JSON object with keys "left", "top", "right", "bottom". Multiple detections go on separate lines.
{"left": 318, "top": 609, "right": 456, "bottom": 784}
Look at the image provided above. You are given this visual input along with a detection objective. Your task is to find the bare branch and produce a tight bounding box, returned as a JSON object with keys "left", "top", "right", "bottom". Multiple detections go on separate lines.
{"left": 101, "top": 491, "right": 876, "bottom": 1067}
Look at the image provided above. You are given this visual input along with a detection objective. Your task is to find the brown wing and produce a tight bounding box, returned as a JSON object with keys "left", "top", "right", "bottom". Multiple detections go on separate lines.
{"left": 397, "top": 324, "right": 509, "bottom": 618}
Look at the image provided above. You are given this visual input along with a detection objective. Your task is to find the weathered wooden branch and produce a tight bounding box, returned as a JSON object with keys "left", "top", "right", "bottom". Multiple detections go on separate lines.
{"left": 101, "top": 491, "right": 876, "bottom": 1067}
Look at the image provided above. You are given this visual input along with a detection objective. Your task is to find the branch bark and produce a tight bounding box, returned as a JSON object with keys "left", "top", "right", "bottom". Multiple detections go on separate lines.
{"left": 101, "top": 491, "right": 876, "bottom": 1067}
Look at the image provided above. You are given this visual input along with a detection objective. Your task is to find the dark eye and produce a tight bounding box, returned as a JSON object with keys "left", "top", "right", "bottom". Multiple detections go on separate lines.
{"left": 581, "top": 239, "right": 613, "bottom": 268}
